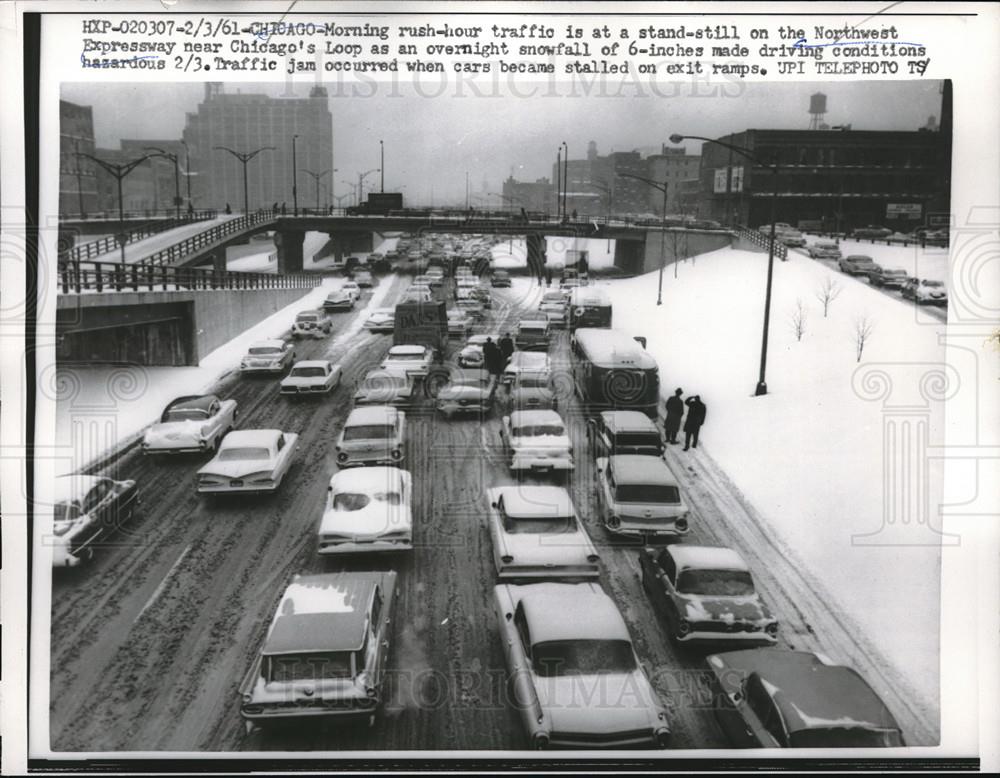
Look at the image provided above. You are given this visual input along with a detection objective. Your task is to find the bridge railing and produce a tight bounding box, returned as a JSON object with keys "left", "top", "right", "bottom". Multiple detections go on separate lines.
{"left": 136, "top": 209, "right": 278, "bottom": 268}
{"left": 63, "top": 211, "right": 220, "bottom": 263}
{"left": 732, "top": 225, "right": 789, "bottom": 261}
{"left": 58, "top": 258, "right": 321, "bottom": 295}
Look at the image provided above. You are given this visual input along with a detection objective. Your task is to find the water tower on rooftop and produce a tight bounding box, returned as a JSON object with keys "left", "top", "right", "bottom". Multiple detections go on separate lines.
{"left": 809, "top": 92, "right": 827, "bottom": 130}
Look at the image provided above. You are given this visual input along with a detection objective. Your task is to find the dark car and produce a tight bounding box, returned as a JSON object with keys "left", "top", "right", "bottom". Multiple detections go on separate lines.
{"left": 867, "top": 265, "right": 909, "bottom": 289}
{"left": 705, "top": 649, "right": 906, "bottom": 748}
{"left": 587, "top": 411, "right": 663, "bottom": 458}
{"left": 52, "top": 474, "right": 140, "bottom": 567}
{"left": 851, "top": 225, "right": 893, "bottom": 240}
{"left": 354, "top": 269, "right": 375, "bottom": 288}
{"left": 838, "top": 255, "right": 878, "bottom": 276}
{"left": 491, "top": 270, "right": 512, "bottom": 288}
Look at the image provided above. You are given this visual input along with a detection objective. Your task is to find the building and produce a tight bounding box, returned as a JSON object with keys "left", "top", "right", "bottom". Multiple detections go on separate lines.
{"left": 695, "top": 128, "right": 950, "bottom": 231}
{"left": 93, "top": 147, "right": 161, "bottom": 215}
{"left": 501, "top": 176, "right": 554, "bottom": 214}
{"left": 182, "top": 83, "right": 333, "bottom": 212}
{"left": 646, "top": 145, "right": 701, "bottom": 215}
{"left": 59, "top": 100, "right": 99, "bottom": 216}
{"left": 120, "top": 140, "right": 189, "bottom": 215}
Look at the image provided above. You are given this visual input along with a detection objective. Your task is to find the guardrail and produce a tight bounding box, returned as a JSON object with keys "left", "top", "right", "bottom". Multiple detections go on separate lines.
{"left": 63, "top": 211, "right": 220, "bottom": 263}
{"left": 136, "top": 209, "right": 278, "bottom": 268}
{"left": 811, "top": 231, "right": 949, "bottom": 249}
{"left": 732, "top": 226, "right": 789, "bottom": 260}
{"left": 58, "top": 258, "right": 321, "bottom": 295}
{"left": 60, "top": 209, "right": 219, "bottom": 222}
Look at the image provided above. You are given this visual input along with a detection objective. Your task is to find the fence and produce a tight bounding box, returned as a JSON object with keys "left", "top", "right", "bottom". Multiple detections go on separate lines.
{"left": 59, "top": 258, "right": 322, "bottom": 295}
{"left": 63, "top": 211, "right": 220, "bottom": 263}
{"left": 732, "top": 226, "right": 789, "bottom": 260}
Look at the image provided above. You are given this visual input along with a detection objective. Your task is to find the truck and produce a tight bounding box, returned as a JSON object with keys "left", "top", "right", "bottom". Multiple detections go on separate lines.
{"left": 346, "top": 192, "right": 404, "bottom": 216}
{"left": 393, "top": 300, "right": 448, "bottom": 359}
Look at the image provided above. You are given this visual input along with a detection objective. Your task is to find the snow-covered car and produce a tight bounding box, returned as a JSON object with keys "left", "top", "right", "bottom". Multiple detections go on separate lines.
{"left": 324, "top": 289, "right": 355, "bottom": 312}
{"left": 494, "top": 582, "right": 671, "bottom": 749}
{"left": 197, "top": 429, "right": 298, "bottom": 494}
{"left": 515, "top": 316, "right": 551, "bottom": 351}
{"left": 400, "top": 288, "right": 433, "bottom": 304}
{"left": 807, "top": 240, "right": 842, "bottom": 260}
{"left": 487, "top": 486, "right": 599, "bottom": 580}
{"left": 354, "top": 270, "right": 375, "bottom": 288}
{"left": 239, "top": 571, "right": 397, "bottom": 726}
{"left": 867, "top": 265, "right": 909, "bottom": 289}
{"left": 504, "top": 370, "right": 556, "bottom": 413}
{"left": 558, "top": 278, "right": 583, "bottom": 296}
{"left": 240, "top": 340, "right": 296, "bottom": 375}
{"left": 455, "top": 296, "right": 485, "bottom": 320}
{"left": 457, "top": 333, "right": 497, "bottom": 369}
{"left": 341, "top": 281, "right": 362, "bottom": 302}
{"left": 491, "top": 270, "right": 512, "bottom": 288}
{"left": 901, "top": 277, "right": 948, "bottom": 305}
{"left": 380, "top": 344, "right": 434, "bottom": 377}
{"left": 447, "top": 309, "right": 474, "bottom": 338}
{"left": 424, "top": 267, "right": 445, "bottom": 287}
{"left": 758, "top": 222, "right": 791, "bottom": 236}
{"left": 595, "top": 455, "right": 690, "bottom": 538}
{"left": 705, "top": 649, "right": 905, "bottom": 748}
{"left": 538, "top": 293, "right": 568, "bottom": 328}
{"left": 779, "top": 229, "right": 806, "bottom": 248}
{"left": 335, "top": 406, "right": 407, "bottom": 468}
{"left": 142, "top": 394, "right": 238, "bottom": 455}
{"left": 586, "top": 411, "right": 663, "bottom": 459}
{"left": 318, "top": 467, "right": 413, "bottom": 554}
{"left": 363, "top": 307, "right": 395, "bottom": 333}
{"left": 469, "top": 286, "right": 493, "bottom": 309}
{"left": 51, "top": 474, "right": 139, "bottom": 567}
{"left": 353, "top": 369, "right": 417, "bottom": 408}
{"left": 838, "top": 254, "right": 878, "bottom": 276}
{"left": 851, "top": 225, "right": 893, "bottom": 239}
{"left": 436, "top": 368, "right": 496, "bottom": 417}
{"left": 280, "top": 360, "right": 342, "bottom": 396}
{"left": 639, "top": 545, "right": 778, "bottom": 644}
{"left": 291, "top": 309, "right": 332, "bottom": 339}
{"left": 500, "top": 410, "right": 574, "bottom": 476}
{"left": 502, "top": 350, "right": 550, "bottom": 385}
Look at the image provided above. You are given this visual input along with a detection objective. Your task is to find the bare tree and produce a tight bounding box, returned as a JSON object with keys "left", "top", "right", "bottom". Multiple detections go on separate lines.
{"left": 789, "top": 298, "right": 808, "bottom": 341}
{"left": 815, "top": 276, "right": 842, "bottom": 317}
{"left": 853, "top": 314, "right": 875, "bottom": 362}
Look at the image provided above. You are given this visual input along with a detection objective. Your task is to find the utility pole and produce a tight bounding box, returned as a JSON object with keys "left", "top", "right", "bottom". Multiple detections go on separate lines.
{"left": 213, "top": 145, "right": 276, "bottom": 214}
{"left": 292, "top": 134, "right": 299, "bottom": 216}
{"left": 302, "top": 169, "right": 329, "bottom": 213}
{"left": 143, "top": 146, "right": 182, "bottom": 220}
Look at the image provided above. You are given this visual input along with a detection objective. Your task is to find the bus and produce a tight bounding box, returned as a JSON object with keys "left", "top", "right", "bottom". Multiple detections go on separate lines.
{"left": 568, "top": 287, "right": 612, "bottom": 331}
{"left": 570, "top": 328, "right": 660, "bottom": 417}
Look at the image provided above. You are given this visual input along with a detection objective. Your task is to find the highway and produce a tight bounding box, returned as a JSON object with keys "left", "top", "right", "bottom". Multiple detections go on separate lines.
{"left": 48, "top": 271, "right": 937, "bottom": 751}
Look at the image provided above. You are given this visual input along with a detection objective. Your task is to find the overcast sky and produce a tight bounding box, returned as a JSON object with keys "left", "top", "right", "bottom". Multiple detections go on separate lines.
{"left": 63, "top": 80, "right": 943, "bottom": 205}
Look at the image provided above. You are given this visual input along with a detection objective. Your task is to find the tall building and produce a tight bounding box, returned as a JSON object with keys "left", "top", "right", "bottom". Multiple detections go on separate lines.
{"left": 501, "top": 175, "right": 554, "bottom": 213}
{"left": 182, "top": 83, "right": 333, "bottom": 211}
{"left": 92, "top": 147, "right": 159, "bottom": 215}
{"left": 120, "top": 140, "right": 188, "bottom": 214}
{"left": 646, "top": 145, "right": 701, "bottom": 215}
{"left": 59, "top": 100, "right": 98, "bottom": 216}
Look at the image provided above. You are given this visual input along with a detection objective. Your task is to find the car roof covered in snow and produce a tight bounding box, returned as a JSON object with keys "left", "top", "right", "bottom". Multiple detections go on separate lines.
{"left": 599, "top": 410, "right": 658, "bottom": 433}
{"left": 573, "top": 329, "right": 658, "bottom": 370}
{"left": 291, "top": 360, "right": 331, "bottom": 370}
{"left": 516, "top": 582, "right": 629, "bottom": 644}
{"left": 510, "top": 409, "right": 564, "bottom": 426}
{"left": 608, "top": 455, "right": 677, "bottom": 485}
{"left": 329, "top": 466, "right": 409, "bottom": 494}
{"left": 346, "top": 405, "right": 401, "bottom": 425}
{"left": 569, "top": 286, "right": 611, "bottom": 307}
{"left": 667, "top": 545, "right": 748, "bottom": 572}
{"left": 219, "top": 429, "right": 283, "bottom": 449}
{"left": 248, "top": 339, "right": 286, "bottom": 350}
{"left": 493, "top": 485, "right": 575, "bottom": 518}
{"left": 387, "top": 344, "right": 428, "bottom": 356}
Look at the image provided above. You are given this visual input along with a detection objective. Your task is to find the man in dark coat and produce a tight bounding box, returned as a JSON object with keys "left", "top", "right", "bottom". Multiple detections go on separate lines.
{"left": 483, "top": 338, "right": 503, "bottom": 377}
{"left": 683, "top": 395, "right": 707, "bottom": 451}
{"left": 498, "top": 333, "right": 515, "bottom": 365}
{"left": 664, "top": 388, "right": 684, "bottom": 445}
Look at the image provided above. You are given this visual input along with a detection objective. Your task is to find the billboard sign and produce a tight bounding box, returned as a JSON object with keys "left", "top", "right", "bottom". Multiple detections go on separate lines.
{"left": 714, "top": 166, "right": 744, "bottom": 193}
{"left": 886, "top": 203, "right": 922, "bottom": 220}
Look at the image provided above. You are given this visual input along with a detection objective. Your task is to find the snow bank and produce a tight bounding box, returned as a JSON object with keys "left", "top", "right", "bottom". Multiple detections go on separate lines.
{"left": 802, "top": 235, "right": 949, "bottom": 283}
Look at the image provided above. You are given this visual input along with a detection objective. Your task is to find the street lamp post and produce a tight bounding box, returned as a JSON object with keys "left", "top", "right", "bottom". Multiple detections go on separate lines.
{"left": 73, "top": 140, "right": 87, "bottom": 219}
{"left": 213, "top": 145, "right": 276, "bottom": 215}
{"left": 618, "top": 172, "right": 669, "bottom": 305}
{"left": 555, "top": 148, "right": 562, "bottom": 219}
{"left": 143, "top": 146, "right": 182, "bottom": 220}
{"left": 358, "top": 168, "right": 380, "bottom": 208}
{"left": 291, "top": 134, "right": 299, "bottom": 216}
{"left": 670, "top": 133, "right": 779, "bottom": 396}
{"left": 380, "top": 140, "right": 384, "bottom": 192}
{"left": 302, "top": 169, "right": 329, "bottom": 213}
{"left": 561, "top": 141, "right": 568, "bottom": 220}
{"left": 179, "top": 139, "right": 193, "bottom": 209}
{"left": 591, "top": 178, "right": 615, "bottom": 251}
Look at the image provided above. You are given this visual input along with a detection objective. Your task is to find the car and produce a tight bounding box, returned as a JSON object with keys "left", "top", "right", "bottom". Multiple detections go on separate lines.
{"left": 639, "top": 545, "right": 778, "bottom": 644}
{"left": 494, "top": 581, "right": 671, "bottom": 749}
{"left": 51, "top": 474, "right": 139, "bottom": 567}
{"left": 838, "top": 254, "right": 878, "bottom": 276}
{"left": 353, "top": 369, "right": 418, "bottom": 408}
{"left": 424, "top": 267, "right": 445, "bottom": 287}
{"left": 455, "top": 296, "right": 484, "bottom": 320}
{"left": 240, "top": 340, "right": 296, "bottom": 375}
{"left": 704, "top": 649, "right": 905, "bottom": 748}
{"left": 280, "top": 360, "right": 342, "bottom": 396}
{"left": 412, "top": 274, "right": 433, "bottom": 287}
{"left": 318, "top": 467, "right": 413, "bottom": 554}
{"left": 142, "top": 394, "right": 238, "bottom": 455}
{"left": 757, "top": 222, "right": 791, "bottom": 236}
{"left": 503, "top": 350, "right": 550, "bottom": 385}
{"left": 341, "top": 281, "right": 362, "bottom": 302}
{"left": 324, "top": 289, "right": 356, "bottom": 312}
{"left": 335, "top": 405, "right": 407, "bottom": 468}
{"left": 457, "top": 333, "right": 498, "bottom": 369}
{"left": 400, "top": 288, "right": 433, "bottom": 304}
{"left": 363, "top": 308, "right": 395, "bottom": 333}
{"left": 807, "top": 240, "right": 842, "bottom": 260}
{"left": 500, "top": 409, "right": 574, "bottom": 476}
{"left": 454, "top": 265, "right": 473, "bottom": 278}
{"left": 354, "top": 269, "right": 375, "bottom": 288}
{"left": 504, "top": 370, "right": 557, "bottom": 413}
{"left": 515, "top": 316, "right": 551, "bottom": 351}
{"left": 446, "top": 309, "right": 474, "bottom": 338}
{"left": 197, "top": 429, "right": 298, "bottom": 494}
{"left": 490, "top": 270, "right": 512, "bottom": 288}
{"left": 239, "top": 571, "right": 397, "bottom": 727}
{"left": 538, "top": 292, "right": 568, "bottom": 328}
{"left": 435, "top": 368, "right": 496, "bottom": 417}
{"left": 558, "top": 278, "right": 583, "bottom": 296}
{"left": 851, "top": 225, "right": 893, "bottom": 239}
{"left": 469, "top": 286, "right": 493, "bottom": 309}
{"left": 867, "top": 265, "right": 909, "bottom": 289}
{"left": 901, "top": 277, "right": 948, "bottom": 305}
{"left": 486, "top": 486, "right": 599, "bottom": 580}
{"left": 291, "top": 309, "right": 333, "bottom": 339}
{"left": 380, "top": 344, "right": 434, "bottom": 377}
{"left": 778, "top": 229, "right": 806, "bottom": 248}
{"left": 595, "top": 455, "right": 690, "bottom": 539}
{"left": 455, "top": 276, "right": 479, "bottom": 292}
{"left": 586, "top": 411, "right": 663, "bottom": 459}
{"left": 409, "top": 282, "right": 433, "bottom": 296}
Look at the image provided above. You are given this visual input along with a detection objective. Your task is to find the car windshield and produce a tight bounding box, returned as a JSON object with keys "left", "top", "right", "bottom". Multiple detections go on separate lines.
{"left": 517, "top": 373, "right": 549, "bottom": 389}
{"left": 611, "top": 432, "right": 661, "bottom": 449}
{"left": 452, "top": 376, "right": 489, "bottom": 388}
{"left": 817, "top": 242, "right": 837, "bottom": 249}
{"left": 884, "top": 269, "right": 907, "bottom": 276}
{"left": 615, "top": 483, "right": 681, "bottom": 503}
{"left": 296, "top": 314, "right": 318, "bottom": 322}
{"left": 386, "top": 353, "right": 424, "bottom": 362}
{"left": 789, "top": 727, "right": 904, "bottom": 748}
{"left": 502, "top": 513, "right": 574, "bottom": 534}
{"left": 291, "top": 366, "right": 327, "bottom": 378}
{"left": 531, "top": 639, "right": 637, "bottom": 677}
{"left": 165, "top": 408, "right": 209, "bottom": 422}
{"left": 922, "top": 280, "right": 944, "bottom": 287}
{"left": 542, "top": 293, "right": 564, "bottom": 303}
{"left": 513, "top": 423, "right": 565, "bottom": 437}
{"left": 267, "top": 652, "right": 354, "bottom": 682}
{"left": 248, "top": 347, "right": 282, "bottom": 356}
{"left": 848, "top": 256, "right": 873, "bottom": 263}
{"left": 344, "top": 424, "right": 394, "bottom": 440}
{"left": 333, "top": 490, "right": 402, "bottom": 510}
{"left": 676, "top": 568, "right": 755, "bottom": 596}
{"left": 218, "top": 446, "right": 270, "bottom": 461}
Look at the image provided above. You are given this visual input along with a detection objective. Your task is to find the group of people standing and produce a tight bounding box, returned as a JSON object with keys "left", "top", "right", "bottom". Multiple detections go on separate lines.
{"left": 664, "top": 388, "right": 708, "bottom": 451}
{"left": 481, "top": 334, "right": 515, "bottom": 377}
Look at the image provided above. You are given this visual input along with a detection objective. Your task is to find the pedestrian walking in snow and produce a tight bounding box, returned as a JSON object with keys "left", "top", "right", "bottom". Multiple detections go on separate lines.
{"left": 483, "top": 338, "right": 503, "bottom": 377}
{"left": 664, "top": 388, "right": 684, "bottom": 445}
{"left": 683, "top": 395, "right": 707, "bottom": 451}
{"left": 499, "top": 333, "right": 515, "bottom": 365}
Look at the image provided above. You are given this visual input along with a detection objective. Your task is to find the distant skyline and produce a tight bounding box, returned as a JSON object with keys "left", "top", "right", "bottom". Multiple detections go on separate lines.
{"left": 62, "top": 80, "right": 944, "bottom": 206}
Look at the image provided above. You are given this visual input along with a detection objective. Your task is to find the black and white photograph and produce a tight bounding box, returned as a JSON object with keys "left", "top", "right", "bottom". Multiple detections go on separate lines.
{"left": 2, "top": 1, "right": 999, "bottom": 773}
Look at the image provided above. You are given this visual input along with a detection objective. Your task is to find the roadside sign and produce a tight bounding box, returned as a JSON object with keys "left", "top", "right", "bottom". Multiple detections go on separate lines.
{"left": 886, "top": 203, "right": 922, "bottom": 219}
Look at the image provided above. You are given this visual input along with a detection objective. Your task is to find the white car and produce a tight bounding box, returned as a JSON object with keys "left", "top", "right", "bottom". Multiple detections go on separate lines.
{"left": 240, "top": 340, "right": 296, "bottom": 375}
{"left": 457, "top": 333, "right": 496, "bottom": 369}
{"left": 436, "top": 368, "right": 496, "bottom": 417}
{"left": 494, "top": 582, "right": 671, "bottom": 749}
{"left": 447, "top": 309, "right": 474, "bottom": 338}
{"left": 595, "top": 455, "right": 691, "bottom": 538}
{"left": 197, "top": 429, "right": 298, "bottom": 494}
{"left": 279, "top": 360, "right": 342, "bottom": 396}
{"left": 318, "top": 467, "right": 413, "bottom": 554}
{"left": 291, "top": 309, "right": 332, "bottom": 339}
{"left": 487, "top": 486, "right": 599, "bottom": 580}
{"left": 380, "top": 344, "right": 434, "bottom": 377}
{"left": 341, "top": 281, "right": 362, "bottom": 302}
{"left": 363, "top": 308, "right": 395, "bottom": 333}
{"left": 353, "top": 369, "right": 418, "bottom": 408}
{"left": 502, "top": 350, "right": 551, "bottom": 385}
{"left": 335, "top": 405, "right": 407, "bottom": 468}
{"left": 142, "top": 394, "right": 238, "bottom": 455}
{"left": 51, "top": 474, "right": 139, "bottom": 567}
{"left": 500, "top": 410, "right": 574, "bottom": 475}
{"left": 324, "top": 289, "right": 355, "bottom": 312}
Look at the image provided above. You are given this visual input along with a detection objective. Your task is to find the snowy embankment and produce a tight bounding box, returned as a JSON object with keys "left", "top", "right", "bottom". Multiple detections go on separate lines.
{"left": 599, "top": 245, "right": 945, "bottom": 713}
{"left": 801, "top": 234, "right": 950, "bottom": 283}
{"left": 55, "top": 276, "right": 375, "bottom": 474}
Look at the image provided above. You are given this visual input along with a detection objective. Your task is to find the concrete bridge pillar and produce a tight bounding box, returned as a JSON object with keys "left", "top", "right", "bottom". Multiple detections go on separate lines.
{"left": 526, "top": 234, "right": 547, "bottom": 281}
{"left": 211, "top": 250, "right": 227, "bottom": 274}
{"left": 275, "top": 229, "right": 305, "bottom": 273}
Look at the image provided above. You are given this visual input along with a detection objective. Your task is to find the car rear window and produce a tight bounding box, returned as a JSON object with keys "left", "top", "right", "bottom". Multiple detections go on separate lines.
{"left": 513, "top": 423, "right": 565, "bottom": 437}
{"left": 344, "top": 424, "right": 394, "bottom": 440}
{"left": 531, "top": 639, "right": 636, "bottom": 676}
{"left": 611, "top": 432, "right": 661, "bottom": 449}
{"left": 291, "top": 366, "right": 327, "bottom": 378}
{"left": 248, "top": 347, "right": 281, "bottom": 356}
{"left": 333, "top": 491, "right": 402, "bottom": 511}
{"left": 165, "top": 408, "right": 209, "bottom": 422}
{"left": 676, "top": 569, "right": 754, "bottom": 596}
{"left": 615, "top": 483, "right": 680, "bottom": 503}
{"left": 502, "top": 514, "right": 573, "bottom": 534}
{"left": 218, "top": 447, "right": 270, "bottom": 461}
{"left": 268, "top": 652, "right": 354, "bottom": 682}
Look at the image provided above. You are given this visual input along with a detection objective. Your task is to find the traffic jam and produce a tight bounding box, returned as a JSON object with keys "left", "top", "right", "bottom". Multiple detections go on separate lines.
{"left": 50, "top": 232, "right": 909, "bottom": 752}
